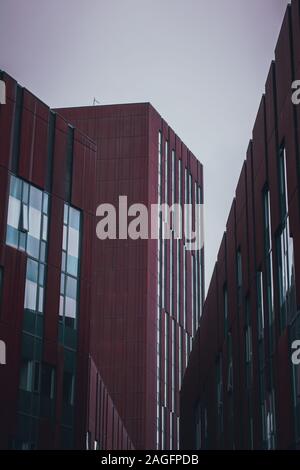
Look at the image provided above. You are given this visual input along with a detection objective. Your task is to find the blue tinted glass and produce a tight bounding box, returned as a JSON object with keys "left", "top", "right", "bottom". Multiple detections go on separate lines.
{"left": 40, "top": 241, "right": 46, "bottom": 263}
{"left": 10, "top": 176, "right": 22, "bottom": 199}
{"left": 64, "top": 205, "right": 69, "bottom": 225}
{"left": 19, "top": 232, "right": 26, "bottom": 251}
{"left": 6, "top": 226, "right": 18, "bottom": 247}
{"left": 60, "top": 274, "right": 65, "bottom": 294}
{"left": 27, "top": 235, "right": 40, "bottom": 260}
{"left": 69, "top": 207, "right": 80, "bottom": 231}
{"left": 66, "top": 276, "right": 77, "bottom": 300}
{"left": 67, "top": 255, "right": 78, "bottom": 277}
{"left": 22, "top": 182, "right": 29, "bottom": 204}
{"left": 62, "top": 252, "right": 66, "bottom": 272}
{"left": 27, "top": 259, "right": 38, "bottom": 283}
{"left": 38, "top": 264, "right": 45, "bottom": 286}
{"left": 29, "top": 186, "right": 42, "bottom": 211}
{"left": 43, "top": 193, "right": 49, "bottom": 215}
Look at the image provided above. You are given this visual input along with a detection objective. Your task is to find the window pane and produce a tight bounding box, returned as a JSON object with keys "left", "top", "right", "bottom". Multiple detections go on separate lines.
{"left": 10, "top": 175, "right": 22, "bottom": 199}
{"left": 65, "top": 297, "right": 76, "bottom": 319}
{"left": 22, "top": 182, "right": 29, "bottom": 204}
{"left": 26, "top": 259, "right": 38, "bottom": 283}
{"left": 38, "top": 287, "right": 44, "bottom": 313}
{"left": 29, "top": 186, "right": 42, "bottom": 211}
{"left": 42, "top": 215, "right": 48, "bottom": 242}
{"left": 27, "top": 235, "right": 40, "bottom": 259}
{"left": 29, "top": 206, "right": 41, "bottom": 239}
{"left": 38, "top": 264, "right": 45, "bottom": 286}
{"left": 43, "top": 193, "right": 49, "bottom": 215}
{"left": 40, "top": 241, "right": 46, "bottom": 263}
{"left": 24, "top": 280, "right": 37, "bottom": 311}
{"left": 62, "top": 225, "right": 67, "bottom": 251}
{"left": 67, "top": 255, "right": 78, "bottom": 277}
{"left": 6, "top": 225, "right": 19, "bottom": 247}
{"left": 7, "top": 196, "right": 21, "bottom": 229}
{"left": 63, "top": 205, "right": 69, "bottom": 225}
{"left": 66, "top": 276, "right": 77, "bottom": 300}
{"left": 69, "top": 207, "right": 80, "bottom": 231}
{"left": 67, "top": 227, "right": 79, "bottom": 258}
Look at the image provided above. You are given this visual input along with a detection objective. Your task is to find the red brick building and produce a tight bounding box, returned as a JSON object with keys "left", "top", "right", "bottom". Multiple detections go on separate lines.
{"left": 181, "top": 0, "right": 300, "bottom": 450}
{"left": 0, "top": 71, "right": 133, "bottom": 450}
{"left": 57, "top": 103, "right": 204, "bottom": 449}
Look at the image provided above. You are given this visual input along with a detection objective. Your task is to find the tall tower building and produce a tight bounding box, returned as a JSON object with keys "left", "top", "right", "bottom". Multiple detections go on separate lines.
{"left": 0, "top": 72, "right": 134, "bottom": 450}
{"left": 57, "top": 103, "right": 204, "bottom": 449}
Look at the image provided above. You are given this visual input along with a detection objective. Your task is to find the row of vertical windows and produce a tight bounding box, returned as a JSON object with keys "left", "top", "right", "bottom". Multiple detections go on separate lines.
{"left": 59, "top": 204, "right": 81, "bottom": 331}
{"left": 156, "top": 132, "right": 162, "bottom": 448}
{"left": 206, "top": 145, "right": 299, "bottom": 449}
{"left": 5, "top": 174, "right": 82, "bottom": 449}
{"left": 6, "top": 175, "right": 49, "bottom": 262}
{"left": 6, "top": 175, "right": 55, "bottom": 449}
{"left": 157, "top": 132, "right": 202, "bottom": 449}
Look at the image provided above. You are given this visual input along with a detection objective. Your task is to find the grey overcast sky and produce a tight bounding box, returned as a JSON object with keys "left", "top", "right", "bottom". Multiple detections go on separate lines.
{"left": 0, "top": 0, "right": 290, "bottom": 291}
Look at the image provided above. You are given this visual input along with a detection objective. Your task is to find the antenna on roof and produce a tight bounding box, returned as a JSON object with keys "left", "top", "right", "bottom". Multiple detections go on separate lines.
{"left": 93, "top": 97, "right": 101, "bottom": 106}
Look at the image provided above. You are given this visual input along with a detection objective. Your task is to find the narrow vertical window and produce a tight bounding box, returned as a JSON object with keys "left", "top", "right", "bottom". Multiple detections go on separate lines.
{"left": 223, "top": 285, "right": 228, "bottom": 337}
{"left": 237, "top": 249, "right": 242, "bottom": 305}
{"left": 59, "top": 204, "right": 81, "bottom": 331}
{"left": 257, "top": 271, "right": 265, "bottom": 338}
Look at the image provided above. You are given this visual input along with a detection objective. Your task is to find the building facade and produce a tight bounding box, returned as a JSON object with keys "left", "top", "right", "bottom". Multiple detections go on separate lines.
{"left": 0, "top": 71, "right": 133, "bottom": 450}
{"left": 181, "top": 0, "right": 300, "bottom": 450}
{"left": 57, "top": 104, "right": 204, "bottom": 449}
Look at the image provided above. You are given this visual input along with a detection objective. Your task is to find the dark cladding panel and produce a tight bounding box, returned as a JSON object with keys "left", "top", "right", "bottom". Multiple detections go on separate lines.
{"left": 226, "top": 201, "right": 237, "bottom": 326}
{"left": 0, "top": 73, "right": 16, "bottom": 170}
{"left": 52, "top": 115, "right": 68, "bottom": 200}
{"left": 31, "top": 100, "right": 49, "bottom": 188}
{"left": 252, "top": 98, "right": 267, "bottom": 268}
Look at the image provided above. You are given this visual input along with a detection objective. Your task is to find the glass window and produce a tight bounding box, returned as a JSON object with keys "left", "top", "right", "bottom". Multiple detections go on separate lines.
{"left": 24, "top": 279, "right": 37, "bottom": 311}
{"left": 60, "top": 204, "right": 81, "bottom": 332}
{"left": 30, "top": 186, "right": 42, "bottom": 211}
{"left": 20, "top": 359, "right": 33, "bottom": 392}
{"left": 237, "top": 250, "right": 242, "bottom": 305}
{"left": 19, "top": 360, "right": 40, "bottom": 393}
{"left": 263, "top": 188, "right": 275, "bottom": 352}
{"left": 6, "top": 175, "right": 49, "bottom": 258}
{"left": 177, "top": 240, "right": 180, "bottom": 323}
{"left": 224, "top": 285, "right": 228, "bottom": 337}
{"left": 257, "top": 271, "right": 265, "bottom": 338}
{"left": 279, "top": 146, "right": 288, "bottom": 219}
{"left": 41, "top": 364, "right": 55, "bottom": 400}
{"left": 20, "top": 203, "right": 29, "bottom": 233}
{"left": 165, "top": 141, "right": 168, "bottom": 205}
{"left": 164, "top": 314, "right": 168, "bottom": 407}
{"left": 277, "top": 218, "right": 296, "bottom": 331}
{"left": 7, "top": 196, "right": 21, "bottom": 231}
{"left": 170, "top": 236, "right": 173, "bottom": 315}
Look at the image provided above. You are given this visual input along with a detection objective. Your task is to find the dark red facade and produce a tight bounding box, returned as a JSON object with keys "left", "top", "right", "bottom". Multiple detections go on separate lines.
{"left": 0, "top": 72, "right": 133, "bottom": 450}
{"left": 181, "top": 0, "right": 300, "bottom": 450}
{"left": 57, "top": 104, "right": 204, "bottom": 449}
